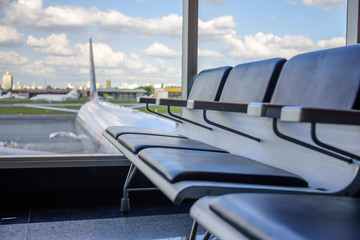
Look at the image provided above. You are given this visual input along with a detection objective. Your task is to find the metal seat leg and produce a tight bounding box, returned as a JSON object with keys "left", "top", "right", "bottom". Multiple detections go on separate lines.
{"left": 189, "top": 220, "right": 198, "bottom": 240}
{"left": 202, "top": 231, "right": 211, "bottom": 240}
{"left": 189, "top": 220, "right": 212, "bottom": 240}
{"left": 121, "top": 163, "right": 137, "bottom": 213}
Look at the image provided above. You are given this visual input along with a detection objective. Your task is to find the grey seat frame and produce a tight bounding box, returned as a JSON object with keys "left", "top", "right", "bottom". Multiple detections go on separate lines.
{"left": 104, "top": 46, "right": 360, "bottom": 212}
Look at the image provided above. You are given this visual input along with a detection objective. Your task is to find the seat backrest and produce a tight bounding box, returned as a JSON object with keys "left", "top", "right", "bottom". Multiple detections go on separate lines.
{"left": 188, "top": 66, "right": 232, "bottom": 101}
{"left": 219, "top": 58, "right": 286, "bottom": 103}
{"left": 271, "top": 44, "right": 360, "bottom": 109}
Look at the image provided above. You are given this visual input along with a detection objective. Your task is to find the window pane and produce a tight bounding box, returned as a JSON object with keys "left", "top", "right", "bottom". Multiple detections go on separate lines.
{"left": 198, "top": 0, "right": 347, "bottom": 72}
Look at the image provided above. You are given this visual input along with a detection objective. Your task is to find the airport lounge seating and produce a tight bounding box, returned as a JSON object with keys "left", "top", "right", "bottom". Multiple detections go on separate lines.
{"left": 104, "top": 65, "right": 233, "bottom": 211}
{"left": 105, "top": 65, "right": 232, "bottom": 141}
{"left": 104, "top": 44, "right": 360, "bottom": 213}
{"left": 189, "top": 193, "right": 360, "bottom": 240}
{"left": 104, "top": 57, "right": 314, "bottom": 208}
{"left": 185, "top": 45, "right": 360, "bottom": 239}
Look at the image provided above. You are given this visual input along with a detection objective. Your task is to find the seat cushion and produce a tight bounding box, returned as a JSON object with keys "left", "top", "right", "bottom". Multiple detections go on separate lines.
{"left": 209, "top": 193, "right": 360, "bottom": 240}
{"left": 118, "top": 135, "right": 228, "bottom": 154}
{"left": 138, "top": 148, "right": 308, "bottom": 186}
{"left": 106, "top": 126, "right": 186, "bottom": 140}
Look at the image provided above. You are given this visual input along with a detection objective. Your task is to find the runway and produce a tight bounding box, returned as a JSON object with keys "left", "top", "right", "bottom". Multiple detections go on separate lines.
{"left": 0, "top": 114, "right": 87, "bottom": 155}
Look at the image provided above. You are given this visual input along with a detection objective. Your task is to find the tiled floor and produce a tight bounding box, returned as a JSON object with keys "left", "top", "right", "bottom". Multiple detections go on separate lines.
{"left": 1, "top": 214, "right": 195, "bottom": 240}
{"left": 0, "top": 191, "right": 204, "bottom": 240}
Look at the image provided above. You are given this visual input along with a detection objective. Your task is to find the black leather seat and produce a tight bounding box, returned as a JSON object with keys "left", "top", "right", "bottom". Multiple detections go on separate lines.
{"left": 206, "top": 193, "right": 360, "bottom": 240}
{"left": 271, "top": 44, "right": 360, "bottom": 109}
{"left": 219, "top": 57, "right": 285, "bottom": 103}
{"left": 139, "top": 148, "right": 307, "bottom": 186}
{"left": 118, "top": 135, "right": 228, "bottom": 154}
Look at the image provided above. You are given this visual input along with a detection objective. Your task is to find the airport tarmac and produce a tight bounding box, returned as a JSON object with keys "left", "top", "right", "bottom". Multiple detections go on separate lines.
{"left": 0, "top": 114, "right": 87, "bottom": 154}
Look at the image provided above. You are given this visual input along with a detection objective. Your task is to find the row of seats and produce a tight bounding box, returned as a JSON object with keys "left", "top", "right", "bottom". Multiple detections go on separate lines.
{"left": 103, "top": 44, "right": 360, "bottom": 239}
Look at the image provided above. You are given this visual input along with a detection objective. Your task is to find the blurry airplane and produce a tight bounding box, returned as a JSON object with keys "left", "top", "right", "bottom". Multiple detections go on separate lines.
{"left": 18, "top": 38, "right": 176, "bottom": 154}
{"left": 30, "top": 88, "right": 79, "bottom": 102}
{"left": 0, "top": 92, "right": 12, "bottom": 100}
{"left": 0, "top": 92, "right": 26, "bottom": 100}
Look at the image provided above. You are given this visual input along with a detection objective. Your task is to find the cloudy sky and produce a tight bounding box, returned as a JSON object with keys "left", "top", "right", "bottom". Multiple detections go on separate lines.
{"left": 0, "top": 0, "right": 347, "bottom": 89}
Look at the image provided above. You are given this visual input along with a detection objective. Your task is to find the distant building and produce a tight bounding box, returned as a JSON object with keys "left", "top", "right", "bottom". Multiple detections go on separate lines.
{"left": 13, "top": 81, "right": 21, "bottom": 90}
{"left": 2, "top": 71, "right": 13, "bottom": 90}
{"left": 106, "top": 77, "right": 111, "bottom": 89}
{"left": 67, "top": 83, "right": 74, "bottom": 89}
{"left": 18, "top": 89, "right": 72, "bottom": 99}
{"left": 93, "top": 88, "right": 146, "bottom": 100}
{"left": 153, "top": 88, "right": 182, "bottom": 99}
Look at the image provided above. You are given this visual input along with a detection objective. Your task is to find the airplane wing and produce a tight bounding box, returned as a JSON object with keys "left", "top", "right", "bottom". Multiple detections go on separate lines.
{"left": 24, "top": 104, "right": 79, "bottom": 113}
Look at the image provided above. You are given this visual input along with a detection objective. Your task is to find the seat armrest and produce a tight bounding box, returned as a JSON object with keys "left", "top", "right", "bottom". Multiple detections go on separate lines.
{"left": 187, "top": 100, "right": 247, "bottom": 113}
{"left": 157, "top": 98, "right": 187, "bottom": 107}
{"left": 247, "top": 102, "right": 285, "bottom": 118}
{"left": 281, "top": 106, "right": 360, "bottom": 125}
{"left": 138, "top": 97, "right": 156, "bottom": 104}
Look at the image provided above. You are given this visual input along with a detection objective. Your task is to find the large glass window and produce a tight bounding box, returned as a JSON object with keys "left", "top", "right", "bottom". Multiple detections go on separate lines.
{"left": 0, "top": 0, "right": 182, "bottom": 157}
{"left": 0, "top": 0, "right": 349, "bottom": 158}
{"left": 198, "top": 0, "right": 347, "bottom": 72}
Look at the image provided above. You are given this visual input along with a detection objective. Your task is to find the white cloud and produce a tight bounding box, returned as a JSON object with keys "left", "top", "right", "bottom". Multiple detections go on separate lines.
{"left": 316, "top": 37, "right": 346, "bottom": 48}
{"left": 2, "top": 0, "right": 97, "bottom": 29}
{"left": 22, "top": 60, "right": 56, "bottom": 76}
{"left": 200, "top": 0, "right": 226, "bottom": 4}
{"left": 199, "top": 16, "right": 236, "bottom": 40}
{"left": 77, "top": 42, "right": 126, "bottom": 67}
{"left": 145, "top": 42, "right": 180, "bottom": 58}
{"left": 0, "top": 25, "right": 24, "bottom": 46}
{"left": 301, "top": 0, "right": 346, "bottom": 11}
{"left": 41, "top": 5, "right": 98, "bottom": 28}
{"left": 2, "top": 0, "right": 236, "bottom": 40}
{"left": 0, "top": 50, "right": 29, "bottom": 65}
{"left": 222, "top": 31, "right": 345, "bottom": 59}
{"left": 100, "top": 12, "right": 182, "bottom": 37}
{"left": 284, "top": 0, "right": 298, "bottom": 5}
{"left": 44, "top": 41, "right": 162, "bottom": 78}
{"left": 198, "top": 49, "right": 222, "bottom": 58}
{"left": 18, "top": 0, "right": 42, "bottom": 10}
{"left": 0, "top": 51, "right": 55, "bottom": 77}
{"left": 26, "top": 34, "right": 74, "bottom": 55}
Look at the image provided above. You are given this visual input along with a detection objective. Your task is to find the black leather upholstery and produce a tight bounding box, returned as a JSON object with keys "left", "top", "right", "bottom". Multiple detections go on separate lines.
{"left": 106, "top": 126, "right": 186, "bottom": 140}
{"left": 138, "top": 148, "right": 307, "bottom": 186}
{"left": 220, "top": 58, "right": 286, "bottom": 103}
{"left": 188, "top": 66, "right": 232, "bottom": 101}
{"left": 118, "top": 135, "right": 228, "bottom": 154}
{"left": 209, "top": 193, "right": 360, "bottom": 240}
{"left": 272, "top": 44, "right": 360, "bottom": 109}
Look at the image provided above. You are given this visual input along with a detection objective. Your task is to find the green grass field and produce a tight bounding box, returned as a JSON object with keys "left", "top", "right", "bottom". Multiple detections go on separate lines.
{"left": 137, "top": 106, "right": 182, "bottom": 114}
{"left": 0, "top": 106, "right": 81, "bottom": 115}
{"left": 0, "top": 99, "right": 137, "bottom": 104}
{"left": 0, "top": 99, "right": 181, "bottom": 115}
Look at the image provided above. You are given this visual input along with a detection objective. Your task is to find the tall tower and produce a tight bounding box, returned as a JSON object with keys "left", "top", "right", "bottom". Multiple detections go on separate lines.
{"left": 106, "top": 77, "right": 111, "bottom": 89}
{"left": 2, "top": 71, "right": 13, "bottom": 90}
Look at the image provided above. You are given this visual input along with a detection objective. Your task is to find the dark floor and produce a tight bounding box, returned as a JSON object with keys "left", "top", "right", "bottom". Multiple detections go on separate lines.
{"left": 0, "top": 115, "right": 206, "bottom": 239}
{"left": 0, "top": 190, "right": 202, "bottom": 240}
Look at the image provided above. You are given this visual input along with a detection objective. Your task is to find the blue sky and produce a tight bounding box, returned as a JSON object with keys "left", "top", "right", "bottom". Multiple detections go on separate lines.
{"left": 0, "top": 0, "right": 347, "bottom": 89}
